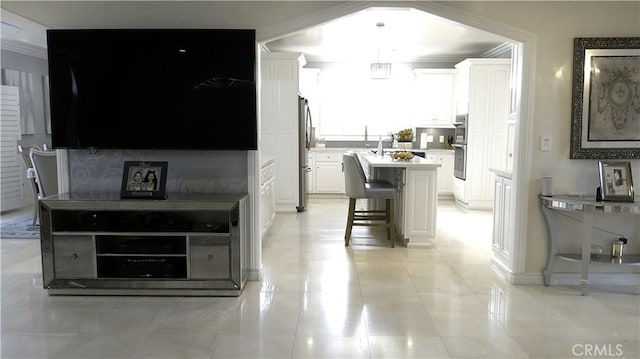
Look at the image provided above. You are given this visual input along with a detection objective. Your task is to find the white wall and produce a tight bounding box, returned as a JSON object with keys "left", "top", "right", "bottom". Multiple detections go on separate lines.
{"left": 444, "top": 1, "right": 640, "bottom": 273}
{"left": 311, "top": 62, "right": 416, "bottom": 140}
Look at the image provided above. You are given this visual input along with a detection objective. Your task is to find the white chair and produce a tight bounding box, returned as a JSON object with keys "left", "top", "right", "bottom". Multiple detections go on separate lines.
{"left": 343, "top": 152, "right": 396, "bottom": 247}
{"left": 17, "top": 145, "right": 42, "bottom": 225}
{"left": 29, "top": 149, "right": 58, "bottom": 201}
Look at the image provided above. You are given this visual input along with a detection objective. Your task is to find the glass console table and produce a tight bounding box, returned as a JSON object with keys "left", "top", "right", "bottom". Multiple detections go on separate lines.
{"left": 539, "top": 195, "right": 640, "bottom": 295}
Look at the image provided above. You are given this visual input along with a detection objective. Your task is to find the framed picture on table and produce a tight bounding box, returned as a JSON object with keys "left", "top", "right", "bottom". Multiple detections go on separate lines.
{"left": 120, "top": 161, "right": 168, "bottom": 199}
{"left": 598, "top": 161, "right": 634, "bottom": 201}
{"left": 570, "top": 37, "right": 640, "bottom": 159}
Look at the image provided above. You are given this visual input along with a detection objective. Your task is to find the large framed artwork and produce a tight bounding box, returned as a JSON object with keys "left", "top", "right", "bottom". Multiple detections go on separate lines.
{"left": 570, "top": 37, "right": 640, "bottom": 159}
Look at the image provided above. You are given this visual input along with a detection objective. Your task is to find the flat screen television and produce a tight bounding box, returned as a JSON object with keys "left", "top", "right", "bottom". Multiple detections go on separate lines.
{"left": 47, "top": 29, "right": 257, "bottom": 150}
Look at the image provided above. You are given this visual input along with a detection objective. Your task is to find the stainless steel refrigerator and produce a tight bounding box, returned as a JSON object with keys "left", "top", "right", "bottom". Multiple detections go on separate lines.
{"left": 297, "top": 96, "right": 312, "bottom": 212}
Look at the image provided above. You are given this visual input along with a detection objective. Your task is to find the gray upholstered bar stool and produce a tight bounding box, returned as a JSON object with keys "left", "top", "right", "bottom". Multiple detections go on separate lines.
{"left": 343, "top": 153, "right": 396, "bottom": 247}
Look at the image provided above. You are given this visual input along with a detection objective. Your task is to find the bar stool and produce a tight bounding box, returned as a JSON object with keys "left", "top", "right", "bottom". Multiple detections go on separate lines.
{"left": 343, "top": 153, "right": 396, "bottom": 247}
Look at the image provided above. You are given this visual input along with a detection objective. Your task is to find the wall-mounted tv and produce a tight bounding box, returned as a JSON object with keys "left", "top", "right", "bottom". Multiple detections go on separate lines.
{"left": 47, "top": 29, "right": 257, "bottom": 150}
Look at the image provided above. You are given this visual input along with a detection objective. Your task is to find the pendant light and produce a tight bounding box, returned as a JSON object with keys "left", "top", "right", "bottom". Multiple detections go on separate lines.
{"left": 371, "top": 22, "right": 391, "bottom": 79}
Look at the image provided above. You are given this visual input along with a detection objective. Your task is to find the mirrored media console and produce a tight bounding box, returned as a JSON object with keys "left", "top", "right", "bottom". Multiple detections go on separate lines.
{"left": 39, "top": 193, "right": 249, "bottom": 296}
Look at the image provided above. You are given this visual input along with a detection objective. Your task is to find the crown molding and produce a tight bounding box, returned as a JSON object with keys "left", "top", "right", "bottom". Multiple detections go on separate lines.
{"left": 482, "top": 42, "right": 513, "bottom": 58}
{"left": 1, "top": 39, "right": 47, "bottom": 59}
{"left": 1, "top": 9, "right": 48, "bottom": 58}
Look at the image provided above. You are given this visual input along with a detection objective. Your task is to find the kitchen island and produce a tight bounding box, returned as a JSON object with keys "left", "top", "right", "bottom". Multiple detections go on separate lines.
{"left": 358, "top": 153, "right": 440, "bottom": 247}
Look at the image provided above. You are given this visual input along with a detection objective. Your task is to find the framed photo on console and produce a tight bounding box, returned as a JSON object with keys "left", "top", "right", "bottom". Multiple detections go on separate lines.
{"left": 598, "top": 161, "right": 634, "bottom": 201}
{"left": 121, "top": 161, "right": 168, "bottom": 199}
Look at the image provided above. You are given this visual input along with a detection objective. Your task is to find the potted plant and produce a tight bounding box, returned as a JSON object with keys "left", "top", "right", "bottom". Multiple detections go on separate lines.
{"left": 396, "top": 128, "right": 414, "bottom": 149}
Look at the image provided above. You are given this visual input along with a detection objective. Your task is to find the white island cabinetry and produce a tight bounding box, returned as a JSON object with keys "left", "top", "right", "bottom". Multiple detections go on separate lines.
{"left": 359, "top": 154, "right": 440, "bottom": 247}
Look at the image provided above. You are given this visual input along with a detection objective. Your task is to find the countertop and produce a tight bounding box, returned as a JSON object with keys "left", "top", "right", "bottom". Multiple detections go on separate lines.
{"left": 310, "top": 147, "right": 453, "bottom": 153}
{"left": 359, "top": 153, "right": 441, "bottom": 169}
{"left": 489, "top": 167, "right": 512, "bottom": 179}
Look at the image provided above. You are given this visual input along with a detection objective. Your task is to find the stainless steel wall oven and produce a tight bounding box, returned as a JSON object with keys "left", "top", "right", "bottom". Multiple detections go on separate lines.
{"left": 453, "top": 114, "right": 468, "bottom": 180}
{"left": 453, "top": 114, "right": 467, "bottom": 145}
{"left": 453, "top": 144, "right": 466, "bottom": 180}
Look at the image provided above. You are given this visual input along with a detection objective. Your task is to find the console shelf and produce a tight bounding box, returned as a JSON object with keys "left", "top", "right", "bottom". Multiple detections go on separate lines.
{"left": 556, "top": 254, "right": 640, "bottom": 265}
{"left": 539, "top": 195, "right": 640, "bottom": 295}
{"left": 39, "top": 193, "right": 249, "bottom": 296}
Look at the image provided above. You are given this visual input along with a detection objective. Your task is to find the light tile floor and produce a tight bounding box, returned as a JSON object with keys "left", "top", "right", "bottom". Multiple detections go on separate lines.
{"left": 1, "top": 198, "right": 639, "bottom": 358}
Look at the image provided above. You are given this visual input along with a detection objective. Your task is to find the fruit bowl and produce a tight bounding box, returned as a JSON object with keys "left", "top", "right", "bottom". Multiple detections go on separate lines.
{"left": 391, "top": 151, "right": 414, "bottom": 160}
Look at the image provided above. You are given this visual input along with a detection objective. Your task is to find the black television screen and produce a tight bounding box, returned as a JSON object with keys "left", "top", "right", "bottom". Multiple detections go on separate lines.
{"left": 47, "top": 29, "right": 257, "bottom": 150}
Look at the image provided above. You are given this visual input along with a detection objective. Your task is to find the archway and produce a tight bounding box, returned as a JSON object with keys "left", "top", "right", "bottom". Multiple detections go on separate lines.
{"left": 257, "top": 1, "right": 536, "bottom": 278}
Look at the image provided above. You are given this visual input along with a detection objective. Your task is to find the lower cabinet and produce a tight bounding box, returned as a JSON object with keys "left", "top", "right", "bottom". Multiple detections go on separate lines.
{"left": 53, "top": 235, "right": 95, "bottom": 279}
{"left": 310, "top": 150, "right": 346, "bottom": 194}
{"left": 189, "top": 236, "right": 231, "bottom": 279}
{"left": 425, "top": 151, "right": 454, "bottom": 195}
{"left": 39, "top": 193, "right": 249, "bottom": 296}
{"left": 492, "top": 174, "right": 513, "bottom": 269}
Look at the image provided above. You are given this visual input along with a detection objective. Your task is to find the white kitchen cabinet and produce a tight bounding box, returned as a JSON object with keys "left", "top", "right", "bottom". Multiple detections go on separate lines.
{"left": 453, "top": 177, "right": 465, "bottom": 202}
{"left": 491, "top": 172, "right": 514, "bottom": 272}
{"left": 413, "top": 69, "right": 456, "bottom": 126}
{"left": 311, "top": 150, "right": 345, "bottom": 194}
{"left": 454, "top": 59, "right": 510, "bottom": 209}
{"left": 260, "top": 160, "right": 276, "bottom": 238}
{"left": 261, "top": 53, "right": 305, "bottom": 212}
{"left": 425, "top": 150, "right": 454, "bottom": 195}
{"left": 506, "top": 123, "right": 515, "bottom": 173}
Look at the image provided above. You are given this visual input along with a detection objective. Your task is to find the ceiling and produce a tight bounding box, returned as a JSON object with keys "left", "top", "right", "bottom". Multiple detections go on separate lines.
{"left": 264, "top": 7, "right": 511, "bottom": 63}
{"left": 1, "top": 3, "right": 511, "bottom": 64}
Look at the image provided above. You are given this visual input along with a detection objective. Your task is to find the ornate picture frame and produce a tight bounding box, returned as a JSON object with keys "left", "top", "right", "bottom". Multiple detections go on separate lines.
{"left": 570, "top": 37, "right": 640, "bottom": 159}
{"left": 120, "top": 161, "right": 168, "bottom": 199}
{"left": 598, "top": 161, "right": 634, "bottom": 202}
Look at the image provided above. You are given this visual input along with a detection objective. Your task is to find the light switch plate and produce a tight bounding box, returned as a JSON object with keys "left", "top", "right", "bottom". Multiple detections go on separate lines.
{"left": 541, "top": 135, "right": 552, "bottom": 152}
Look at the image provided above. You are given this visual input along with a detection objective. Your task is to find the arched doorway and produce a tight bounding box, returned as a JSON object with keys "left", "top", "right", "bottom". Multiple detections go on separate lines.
{"left": 257, "top": 1, "right": 536, "bottom": 278}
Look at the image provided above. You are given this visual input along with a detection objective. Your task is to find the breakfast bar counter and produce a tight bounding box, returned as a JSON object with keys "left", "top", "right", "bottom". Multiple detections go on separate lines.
{"left": 358, "top": 153, "right": 440, "bottom": 247}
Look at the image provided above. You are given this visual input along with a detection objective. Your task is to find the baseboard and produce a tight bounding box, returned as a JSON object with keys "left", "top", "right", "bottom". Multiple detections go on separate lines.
{"left": 489, "top": 257, "right": 519, "bottom": 284}
{"left": 245, "top": 268, "right": 263, "bottom": 281}
{"left": 308, "top": 193, "right": 347, "bottom": 199}
{"left": 545, "top": 272, "right": 640, "bottom": 287}
{"left": 489, "top": 258, "right": 640, "bottom": 286}
{"left": 509, "top": 272, "right": 640, "bottom": 286}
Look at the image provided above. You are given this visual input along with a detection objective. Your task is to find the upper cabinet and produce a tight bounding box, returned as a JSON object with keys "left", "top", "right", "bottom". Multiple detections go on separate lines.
{"left": 413, "top": 69, "right": 456, "bottom": 127}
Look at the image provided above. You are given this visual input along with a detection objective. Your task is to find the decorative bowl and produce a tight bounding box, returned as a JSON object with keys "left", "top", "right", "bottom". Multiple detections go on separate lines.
{"left": 391, "top": 151, "right": 414, "bottom": 160}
